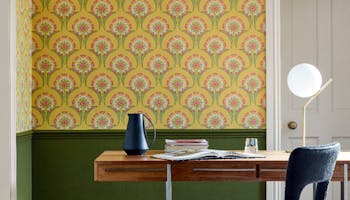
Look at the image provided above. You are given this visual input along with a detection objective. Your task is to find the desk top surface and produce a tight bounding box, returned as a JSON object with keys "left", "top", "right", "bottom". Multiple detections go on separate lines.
{"left": 95, "top": 150, "right": 350, "bottom": 164}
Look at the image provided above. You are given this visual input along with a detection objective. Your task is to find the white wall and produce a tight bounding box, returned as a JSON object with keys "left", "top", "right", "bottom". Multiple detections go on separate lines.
{"left": 0, "top": 0, "right": 16, "bottom": 199}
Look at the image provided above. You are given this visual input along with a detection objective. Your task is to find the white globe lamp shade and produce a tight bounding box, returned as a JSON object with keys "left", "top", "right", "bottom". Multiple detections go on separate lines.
{"left": 287, "top": 63, "right": 322, "bottom": 98}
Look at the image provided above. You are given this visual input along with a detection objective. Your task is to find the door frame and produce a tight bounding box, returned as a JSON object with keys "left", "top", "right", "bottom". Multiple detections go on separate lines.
{"left": 266, "top": 0, "right": 282, "bottom": 199}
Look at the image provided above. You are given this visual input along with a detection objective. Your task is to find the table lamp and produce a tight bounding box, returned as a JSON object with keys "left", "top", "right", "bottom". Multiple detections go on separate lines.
{"left": 287, "top": 63, "right": 333, "bottom": 146}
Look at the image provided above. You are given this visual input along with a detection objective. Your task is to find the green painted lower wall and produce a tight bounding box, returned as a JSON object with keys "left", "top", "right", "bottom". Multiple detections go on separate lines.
{"left": 17, "top": 131, "right": 32, "bottom": 200}
{"left": 32, "top": 129, "right": 266, "bottom": 200}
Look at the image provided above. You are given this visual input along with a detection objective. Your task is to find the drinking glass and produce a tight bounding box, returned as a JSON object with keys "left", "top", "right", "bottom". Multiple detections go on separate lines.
{"left": 244, "top": 138, "right": 258, "bottom": 154}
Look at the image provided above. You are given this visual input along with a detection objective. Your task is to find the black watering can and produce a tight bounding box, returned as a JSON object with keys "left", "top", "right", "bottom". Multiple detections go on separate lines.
{"left": 123, "top": 113, "right": 156, "bottom": 155}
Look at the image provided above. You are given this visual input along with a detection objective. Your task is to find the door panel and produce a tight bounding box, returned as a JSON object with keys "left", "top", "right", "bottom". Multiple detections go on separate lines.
{"left": 281, "top": 0, "right": 350, "bottom": 199}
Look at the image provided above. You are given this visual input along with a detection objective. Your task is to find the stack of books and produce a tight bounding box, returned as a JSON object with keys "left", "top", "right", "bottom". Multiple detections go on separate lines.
{"left": 164, "top": 139, "right": 209, "bottom": 153}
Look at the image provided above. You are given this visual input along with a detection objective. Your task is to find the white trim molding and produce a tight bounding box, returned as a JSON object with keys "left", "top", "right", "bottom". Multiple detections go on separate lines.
{"left": 10, "top": 0, "right": 17, "bottom": 198}
{"left": 266, "top": 0, "right": 282, "bottom": 199}
{"left": 0, "top": 0, "right": 16, "bottom": 199}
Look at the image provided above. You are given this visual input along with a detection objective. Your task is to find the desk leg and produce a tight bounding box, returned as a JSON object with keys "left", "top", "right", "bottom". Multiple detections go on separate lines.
{"left": 166, "top": 164, "right": 172, "bottom": 200}
{"left": 342, "top": 164, "right": 348, "bottom": 200}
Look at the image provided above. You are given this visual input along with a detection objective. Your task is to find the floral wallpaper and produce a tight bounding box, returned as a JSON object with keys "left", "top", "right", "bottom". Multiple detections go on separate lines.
{"left": 16, "top": 0, "right": 32, "bottom": 133}
{"left": 32, "top": 0, "right": 266, "bottom": 130}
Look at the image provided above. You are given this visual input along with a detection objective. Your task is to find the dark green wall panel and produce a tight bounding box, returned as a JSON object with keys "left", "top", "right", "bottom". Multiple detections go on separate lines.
{"left": 32, "top": 130, "right": 266, "bottom": 200}
{"left": 17, "top": 132, "right": 32, "bottom": 200}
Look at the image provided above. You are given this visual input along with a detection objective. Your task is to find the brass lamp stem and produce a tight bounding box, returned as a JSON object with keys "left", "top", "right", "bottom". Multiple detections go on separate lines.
{"left": 302, "top": 78, "right": 333, "bottom": 146}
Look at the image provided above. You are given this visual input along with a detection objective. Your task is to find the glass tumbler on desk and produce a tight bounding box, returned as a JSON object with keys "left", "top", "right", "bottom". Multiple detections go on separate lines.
{"left": 244, "top": 138, "right": 258, "bottom": 154}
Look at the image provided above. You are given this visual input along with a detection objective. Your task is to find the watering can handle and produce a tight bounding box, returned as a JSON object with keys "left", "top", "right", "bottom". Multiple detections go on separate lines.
{"left": 143, "top": 114, "right": 157, "bottom": 148}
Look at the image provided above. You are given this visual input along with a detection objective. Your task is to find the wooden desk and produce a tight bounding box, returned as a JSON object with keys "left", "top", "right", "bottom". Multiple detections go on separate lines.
{"left": 95, "top": 150, "right": 350, "bottom": 200}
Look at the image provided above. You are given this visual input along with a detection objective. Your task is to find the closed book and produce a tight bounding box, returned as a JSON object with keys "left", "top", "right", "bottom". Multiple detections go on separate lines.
{"left": 164, "top": 144, "right": 209, "bottom": 153}
{"left": 165, "top": 139, "right": 208, "bottom": 146}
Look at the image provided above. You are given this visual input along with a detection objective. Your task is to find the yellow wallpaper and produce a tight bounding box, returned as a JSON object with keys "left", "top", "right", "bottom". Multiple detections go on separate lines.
{"left": 16, "top": 0, "right": 32, "bottom": 133}
{"left": 32, "top": 0, "right": 266, "bottom": 130}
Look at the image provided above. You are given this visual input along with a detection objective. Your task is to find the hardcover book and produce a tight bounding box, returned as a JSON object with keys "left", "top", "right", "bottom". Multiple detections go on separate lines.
{"left": 164, "top": 139, "right": 209, "bottom": 153}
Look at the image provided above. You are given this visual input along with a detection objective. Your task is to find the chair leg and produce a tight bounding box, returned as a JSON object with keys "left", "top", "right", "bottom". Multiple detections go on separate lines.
{"left": 315, "top": 181, "right": 329, "bottom": 200}
{"left": 285, "top": 184, "right": 304, "bottom": 200}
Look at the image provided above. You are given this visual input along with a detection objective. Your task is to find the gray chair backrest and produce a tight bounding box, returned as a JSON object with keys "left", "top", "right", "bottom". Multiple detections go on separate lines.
{"left": 285, "top": 142, "right": 340, "bottom": 200}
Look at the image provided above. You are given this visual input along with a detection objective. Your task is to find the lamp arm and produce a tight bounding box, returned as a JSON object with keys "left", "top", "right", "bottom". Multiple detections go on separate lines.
{"left": 304, "top": 78, "right": 333, "bottom": 109}
{"left": 302, "top": 78, "right": 333, "bottom": 146}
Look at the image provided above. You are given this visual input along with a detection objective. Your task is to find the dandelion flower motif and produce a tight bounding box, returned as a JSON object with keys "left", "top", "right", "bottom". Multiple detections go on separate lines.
{"left": 167, "top": 0, "right": 187, "bottom": 17}
{"left": 72, "top": 55, "right": 93, "bottom": 75}
{"left": 92, "top": 111, "right": 113, "bottom": 129}
{"left": 260, "top": 21, "right": 266, "bottom": 33}
{"left": 130, "top": 36, "right": 150, "bottom": 55}
{"left": 92, "top": 0, "right": 113, "bottom": 18}
{"left": 242, "top": 0, "right": 262, "bottom": 17}
{"left": 223, "top": 55, "right": 244, "bottom": 74}
{"left": 167, "top": 36, "right": 188, "bottom": 55}
{"left": 223, "top": 17, "right": 244, "bottom": 36}
{"left": 242, "top": 36, "right": 263, "bottom": 55}
{"left": 242, "top": 111, "right": 263, "bottom": 128}
{"left": 54, "top": 74, "right": 75, "bottom": 93}
{"left": 54, "top": 0, "right": 74, "bottom": 18}
{"left": 35, "top": 17, "right": 56, "bottom": 37}
{"left": 186, "top": 92, "right": 207, "bottom": 111}
{"left": 205, "top": 0, "right": 225, "bottom": 17}
{"left": 260, "top": 95, "right": 266, "bottom": 109}
{"left": 109, "top": 55, "right": 131, "bottom": 74}
{"left": 167, "top": 74, "right": 188, "bottom": 93}
{"left": 205, "top": 112, "right": 226, "bottom": 129}
{"left": 35, "top": 55, "right": 56, "bottom": 74}
{"left": 242, "top": 73, "right": 263, "bottom": 93}
{"left": 91, "top": 36, "right": 113, "bottom": 56}
{"left": 32, "top": 38, "right": 38, "bottom": 54}
{"left": 148, "top": 92, "right": 169, "bottom": 112}
{"left": 167, "top": 111, "right": 189, "bottom": 129}
{"left": 148, "top": 55, "right": 169, "bottom": 74}
{"left": 129, "top": 74, "right": 151, "bottom": 93}
{"left": 92, "top": 74, "right": 113, "bottom": 93}
{"left": 223, "top": 93, "right": 245, "bottom": 112}
{"left": 185, "top": 55, "right": 206, "bottom": 74}
{"left": 110, "top": 93, "right": 131, "bottom": 112}
{"left": 54, "top": 112, "right": 76, "bottom": 129}
{"left": 205, "top": 74, "right": 226, "bottom": 93}
{"left": 205, "top": 36, "right": 225, "bottom": 55}
{"left": 73, "top": 17, "right": 93, "bottom": 37}
{"left": 185, "top": 17, "right": 206, "bottom": 36}
{"left": 35, "top": 93, "right": 56, "bottom": 112}
{"left": 110, "top": 17, "right": 130, "bottom": 36}
{"left": 31, "top": 75, "right": 38, "bottom": 92}
{"left": 32, "top": 114, "right": 38, "bottom": 129}
{"left": 259, "top": 57, "right": 266, "bottom": 70}
{"left": 130, "top": 0, "right": 150, "bottom": 18}
{"left": 54, "top": 36, "right": 75, "bottom": 56}
{"left": 73, "top": 93, "right": 94, "bottom": 112}
{"left": 148, "top": 17, "right": 169, "bottom": 36}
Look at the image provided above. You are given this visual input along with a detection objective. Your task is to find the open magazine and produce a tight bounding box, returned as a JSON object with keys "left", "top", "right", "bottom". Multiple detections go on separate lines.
{"left": 152, "top": 149, "right": 265, "bottom": 161}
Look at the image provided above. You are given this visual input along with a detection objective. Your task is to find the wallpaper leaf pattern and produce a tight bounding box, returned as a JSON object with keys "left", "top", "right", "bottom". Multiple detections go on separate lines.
{"left": 16, "top": 0, "right": 32, "bottom": 133}
{"left": 32, "top": 0, "right": 266, "bottom": 130}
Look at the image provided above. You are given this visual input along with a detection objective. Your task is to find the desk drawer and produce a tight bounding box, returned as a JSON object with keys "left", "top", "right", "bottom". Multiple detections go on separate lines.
{"left": 172, "top": 162, "right": 257, "bottom": 181}
{"left": 258, "top": 164, "right": 287, "bottom": 181}
{"left": 94, "top": 163, "right": 167, "bottom": 182}
{"left": 258, "top": 163, "right": 348, "bottom": 181}
{"left": 331, "top": 164, "right": 350, "bottom": 181}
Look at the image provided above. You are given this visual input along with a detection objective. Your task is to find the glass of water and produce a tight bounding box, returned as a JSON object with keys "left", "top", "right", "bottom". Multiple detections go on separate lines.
{"left": 244, "top": 138, "right": 258, "bottom": 154}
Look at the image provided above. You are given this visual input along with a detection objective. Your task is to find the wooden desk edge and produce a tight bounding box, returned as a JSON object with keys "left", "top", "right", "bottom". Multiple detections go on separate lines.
{"left": 94, "top": 150, "right": 350, "bottom": 182}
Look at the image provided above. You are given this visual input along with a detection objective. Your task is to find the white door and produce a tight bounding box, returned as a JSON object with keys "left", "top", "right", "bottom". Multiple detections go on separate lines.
{"left": 281, "top": 0, "right": 350, "bottom": 199}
